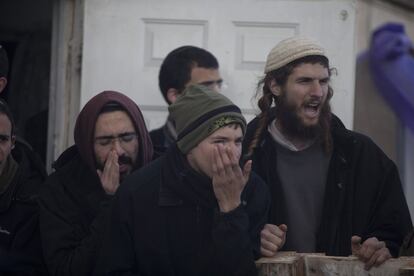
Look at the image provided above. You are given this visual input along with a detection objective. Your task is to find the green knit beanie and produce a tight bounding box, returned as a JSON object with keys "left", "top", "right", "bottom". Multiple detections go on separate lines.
{"left": 169, "top": 84, "right": 246, "bottom": 154}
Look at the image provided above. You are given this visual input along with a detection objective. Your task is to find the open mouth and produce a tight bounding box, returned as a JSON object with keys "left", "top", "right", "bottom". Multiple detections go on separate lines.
{"left": 303, "top": 101, "right": 321, "bottom": 118}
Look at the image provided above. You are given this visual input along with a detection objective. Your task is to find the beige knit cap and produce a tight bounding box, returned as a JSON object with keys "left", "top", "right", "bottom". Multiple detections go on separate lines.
{"left": 264, "top": 36, "right": 327, "bottom": 73}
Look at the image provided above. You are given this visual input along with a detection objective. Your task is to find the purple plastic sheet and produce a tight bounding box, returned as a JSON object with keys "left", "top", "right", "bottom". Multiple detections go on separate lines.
{"left": 367, "top": 23, "right": 414, "bottom": 134}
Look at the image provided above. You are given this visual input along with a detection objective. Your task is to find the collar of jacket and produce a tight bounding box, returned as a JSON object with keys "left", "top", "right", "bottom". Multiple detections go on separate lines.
{"left": 0, "top": 142, "right": 41, "bottom": 212}
{"left": 258, "top": 109, "right": 356, "bottom": 162}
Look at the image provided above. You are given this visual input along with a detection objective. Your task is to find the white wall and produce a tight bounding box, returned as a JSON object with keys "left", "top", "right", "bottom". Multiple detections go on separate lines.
{"left": 80, "top": 0, "right": 357, "bottom": 131}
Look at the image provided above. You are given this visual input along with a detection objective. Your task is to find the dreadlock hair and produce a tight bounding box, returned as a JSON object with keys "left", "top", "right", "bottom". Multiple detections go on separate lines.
{"left": 246, "top": 55, "right": 334, "bottom": 157}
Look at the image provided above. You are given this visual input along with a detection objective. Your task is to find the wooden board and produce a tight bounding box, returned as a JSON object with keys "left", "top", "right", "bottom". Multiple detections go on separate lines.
{"left": 256, "top": 254, "right": 414, "bottom": 276}
{"left": 305, "top": 255, "right": 414, "bottom": 276}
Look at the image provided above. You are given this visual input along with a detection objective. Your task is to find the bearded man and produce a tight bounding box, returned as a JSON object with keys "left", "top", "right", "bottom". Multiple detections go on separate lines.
{"left": 39, "top": 91, "right": 153, "bottom": 276}
{"left": 243, "top": 36, "right": 412, "bottom": 270}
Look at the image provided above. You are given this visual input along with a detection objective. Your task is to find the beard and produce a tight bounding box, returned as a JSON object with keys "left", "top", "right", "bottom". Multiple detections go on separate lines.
{"left": 275, "top": 91, "right": 332, "bottom": 145}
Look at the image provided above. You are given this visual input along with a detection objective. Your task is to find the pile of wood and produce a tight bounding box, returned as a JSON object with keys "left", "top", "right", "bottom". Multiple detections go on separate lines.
{"left": 256, "top": 252, "right": 414, "bottom": 276}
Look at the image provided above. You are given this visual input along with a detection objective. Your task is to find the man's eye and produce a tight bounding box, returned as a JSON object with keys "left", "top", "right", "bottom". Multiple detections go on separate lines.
{"left": 120, "top": 134, "right": 135, "bottom": 143}
{"left": 97, "top": 139, "right": 111, "bottom": 146}
{"left": 0, "top": 136, "right": 9, "bottom": 143}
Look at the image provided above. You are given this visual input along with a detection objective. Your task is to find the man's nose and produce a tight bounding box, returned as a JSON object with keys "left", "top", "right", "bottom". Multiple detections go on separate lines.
{"left": 112, "top": 139, "right": 125, "bottom": 155}
{"left": 310, "top": 81, "right": 323, "bottom": 97}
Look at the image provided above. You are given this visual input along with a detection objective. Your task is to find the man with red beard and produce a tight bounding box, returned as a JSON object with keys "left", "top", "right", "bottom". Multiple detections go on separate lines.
{"left": 243, "top": 36, "right": 412, "bottom": 270}
{"left": 39, "top": 91, "right": 153, "bottom": 276}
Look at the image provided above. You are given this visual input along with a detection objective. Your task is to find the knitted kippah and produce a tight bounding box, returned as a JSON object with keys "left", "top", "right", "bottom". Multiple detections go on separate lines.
{"left": 264, "top": 36, "right": 326, "bottom": 73}
{"left": 169, "top": 84, "right": 246, "bottom": 154}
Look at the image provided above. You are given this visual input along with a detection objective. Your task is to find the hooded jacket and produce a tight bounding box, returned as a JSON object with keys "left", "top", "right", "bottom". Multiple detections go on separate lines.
{"left": 39, "top": 91, "right": 153, "bottom": 276}
{"left": 0, "top": 139, "right": 47, "bottom": 275}
{"left": 243, "top": 109, "right": 412, "bottom": 257}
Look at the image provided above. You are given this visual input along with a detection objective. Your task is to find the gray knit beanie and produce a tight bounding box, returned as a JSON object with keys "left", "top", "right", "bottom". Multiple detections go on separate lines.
{"left": 169, "top": 85, "right": 246, "bottom": 154}
{"left": 264, "top": 36, "right": 327, "bottom": 73}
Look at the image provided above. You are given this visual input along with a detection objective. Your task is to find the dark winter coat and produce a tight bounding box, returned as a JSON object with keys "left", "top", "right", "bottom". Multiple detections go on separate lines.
{"left": 400, "top": 228, "right": 414, "bottom": 256}
{"left": 0, "top": 140, "right": 47, "bottom": 275}
{"left": 39, "top": 146, "right": 113, "bottom": 276}
{"left": 149, "top": 122, "right": 176, "bottom": 160}
{"left": 39, "top": 91, "right": 153, "bottom": 276}
{"left": 243, "top": 111, "right": 413, "bottom": 257}
{"left": 96, "top": 145, "right": 270, "bottom": 276}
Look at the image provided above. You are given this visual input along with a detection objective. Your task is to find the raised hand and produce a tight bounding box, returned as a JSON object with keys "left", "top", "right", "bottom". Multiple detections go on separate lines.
{"left": 97, "top": 150, "right": 120, "bottom": 195}
{"left": 212, "top": 144, "right": 252, "bottom": 213}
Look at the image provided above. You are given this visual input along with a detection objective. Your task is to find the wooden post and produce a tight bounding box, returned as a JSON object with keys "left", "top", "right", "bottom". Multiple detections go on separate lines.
{"left": 256, "top": 252, "right": 304, "bottom": 276}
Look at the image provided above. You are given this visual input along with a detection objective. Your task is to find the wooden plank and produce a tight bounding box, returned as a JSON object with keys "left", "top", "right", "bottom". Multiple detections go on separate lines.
{"left": 305, "top": 255, "right": 414, "bottom": 276}
{"left": 400, "top": 265, "right": 414, "bottom": 276}
{"left": 256, "top": 254, "right": 414, "bottom": 276}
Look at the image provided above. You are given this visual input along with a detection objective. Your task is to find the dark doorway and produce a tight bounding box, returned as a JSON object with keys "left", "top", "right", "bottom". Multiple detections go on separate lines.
{"left": 0, "top": 0, "right": 53, "bottom": 163}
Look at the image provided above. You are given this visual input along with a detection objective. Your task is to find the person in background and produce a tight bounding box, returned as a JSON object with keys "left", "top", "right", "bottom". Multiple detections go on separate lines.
{"left": 0, "top": 99, "right": 47, "bottom": 275}
{"left": 150, "top": 46, "right": 223, "bottom": 158}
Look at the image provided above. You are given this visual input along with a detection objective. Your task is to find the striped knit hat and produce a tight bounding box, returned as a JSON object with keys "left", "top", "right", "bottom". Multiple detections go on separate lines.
{"left": 169, "top": 85, "right": 246, "bottom": 154}
{"left": 264, "top": 36, "right": 327, "bottom": 73}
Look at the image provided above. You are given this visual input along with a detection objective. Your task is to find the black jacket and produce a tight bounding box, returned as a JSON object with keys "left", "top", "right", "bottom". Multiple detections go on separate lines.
{"left": 39, "top": 146, "right": 112, "bottom": 276}
{"left": 96, "top": 145, "right": 270, "bottom": 276}
{"left": 0, "top": 140, "right": 47, "bottom": 275}
{"left": 243, "top": 112, "right": 412, "bottom": 257}
{"left": 149, "top": 122, "right": 176, "bottom": 160}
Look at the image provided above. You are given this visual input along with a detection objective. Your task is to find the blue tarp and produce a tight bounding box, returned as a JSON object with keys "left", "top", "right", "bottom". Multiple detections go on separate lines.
{"left": 367, "top": 23, "right": 414, "bottom": 134}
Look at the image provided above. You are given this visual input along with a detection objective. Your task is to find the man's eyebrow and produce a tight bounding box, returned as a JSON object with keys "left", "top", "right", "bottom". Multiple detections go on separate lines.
{"left": 95, "top": 131, "right": 135, "bottom": 139}
{"left": 296, "top": 76, "right": 313, "bottom": 81}
{"left": 210, "top": 135, "right": 229, "bottom": 139}
{"left": 296, "top": 76, "right": 330, "bottom": 82}
{"left": 210, "top": 134, "right": 244, "bottom": 140}
{"left": 199, "top": 79, "right": 223, "bottom": 85}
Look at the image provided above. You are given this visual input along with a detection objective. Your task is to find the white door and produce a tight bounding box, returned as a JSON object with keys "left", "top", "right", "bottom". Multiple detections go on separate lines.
{"left": 81, "top": 0, "right": 356, "bottom": 130}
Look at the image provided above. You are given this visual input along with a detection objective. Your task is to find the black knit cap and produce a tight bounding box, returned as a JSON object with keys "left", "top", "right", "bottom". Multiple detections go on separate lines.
{"left": 169, "top": 84, "right": 246, "bottom": 154}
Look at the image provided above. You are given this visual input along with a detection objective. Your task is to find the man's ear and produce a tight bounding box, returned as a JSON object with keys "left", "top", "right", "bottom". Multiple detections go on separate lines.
{"left": 11, "top": 135, "right": 16, "bottom": 149}
{"left": 269, "top": 79, "right": 281, "bottom": 97}
{"left": 166, "top": 88, "right": 180, "bottom": 104}
{"left": 0, "top": 77, "right": 7, "bottom": 94}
